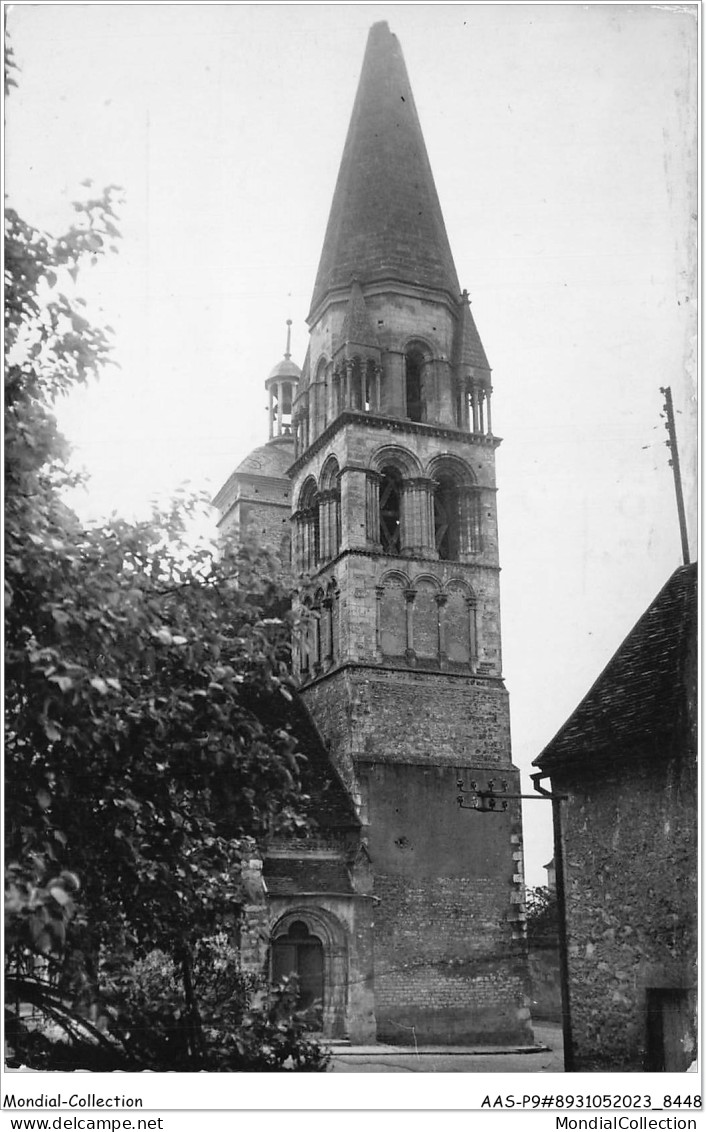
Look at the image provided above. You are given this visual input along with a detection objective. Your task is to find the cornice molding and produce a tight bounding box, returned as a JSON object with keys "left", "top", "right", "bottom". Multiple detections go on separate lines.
{"left": 299, "top": 659, "right": 507, "bottom": 691}
{"left": 295, "top": 546, "right": 501, "bottom": 580}
{"left": 288, "top": 411, "right": 501, "bottom": 479}
{"left": 307, "top": 278, "right": 462, "bottom": 329}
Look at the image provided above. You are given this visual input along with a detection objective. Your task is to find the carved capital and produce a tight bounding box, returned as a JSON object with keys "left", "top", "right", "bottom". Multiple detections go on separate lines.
{"left": 403, "top": 476, "right": 436, "bottom": 492}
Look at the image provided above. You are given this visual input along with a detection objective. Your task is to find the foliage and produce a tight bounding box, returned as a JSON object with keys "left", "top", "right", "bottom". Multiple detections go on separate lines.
{"left": 525, "top": 885, "right": 559, "bottom": 949}
{"left": 102, "top": 936, "right": 329, "bottom": 1071}
{"left": 6, "top": 940, "right": 329, "bottom": 1072}
{"left": 4, "top": 137, "right": 326, "bottom": 1069}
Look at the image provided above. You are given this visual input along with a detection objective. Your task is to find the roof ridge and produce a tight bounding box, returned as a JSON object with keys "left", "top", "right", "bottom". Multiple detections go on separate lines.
{"left": 534, "top": 565, "right": 697, "bottom": 768}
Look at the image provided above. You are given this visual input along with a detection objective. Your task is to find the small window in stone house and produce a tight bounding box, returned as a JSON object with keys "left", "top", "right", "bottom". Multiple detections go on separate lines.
{"left": 379, "top": 467, "right": 402, "bottom": 555}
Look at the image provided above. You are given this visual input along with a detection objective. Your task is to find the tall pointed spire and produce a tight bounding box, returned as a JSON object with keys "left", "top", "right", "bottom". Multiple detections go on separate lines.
{"left": 309, "top": 22, "right": 460, "bottom": 318}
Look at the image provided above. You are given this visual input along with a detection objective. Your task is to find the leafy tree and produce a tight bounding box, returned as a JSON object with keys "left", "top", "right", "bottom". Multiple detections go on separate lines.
{"left": 4, "top": 95, "right": 326, "bottom": 1071}
{"left": 525, "top": 885, "right": 559, "bottom": 950}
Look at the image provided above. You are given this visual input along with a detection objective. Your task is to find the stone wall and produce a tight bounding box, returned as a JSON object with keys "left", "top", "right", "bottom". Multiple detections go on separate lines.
{"left": 217, "top": 475, "right": 292, "bottom": 564}
{"left": 553, "top": 754, "right": 698, "bottom": 1070}
{"left": 361, "top": 762, "right": 531, "bottom": 1043}
{"left": 302, "top": 666, "right": 512, "bottom": 781}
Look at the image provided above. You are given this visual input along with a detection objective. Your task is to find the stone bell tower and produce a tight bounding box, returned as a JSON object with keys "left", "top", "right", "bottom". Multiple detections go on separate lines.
{"left": 288, "top": 21, "right": 531, "bottom": 1044}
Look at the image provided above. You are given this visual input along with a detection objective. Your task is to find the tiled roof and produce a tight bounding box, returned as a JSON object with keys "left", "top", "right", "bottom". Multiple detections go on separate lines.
{"left": 234, "top": 441, "right": 294, "bottom": 478}
{"left": 267, "top": 357, "right": 301, "bottom": 381}
{"left": 309, "top": 22, "right": 460, "bottom": 318}
{"left": 534, "top": 564, "right": 697, "bottom": 771}
{"left": 241, "top": 685, "right": 360, "bottom": 834}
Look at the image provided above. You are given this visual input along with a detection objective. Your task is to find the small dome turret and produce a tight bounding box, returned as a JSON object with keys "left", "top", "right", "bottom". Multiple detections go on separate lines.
{"left": 268, "top": 357, "right": 302, "bottom": 382}
{"left": 265, "top": 320, "right": 300, "bottom": 439}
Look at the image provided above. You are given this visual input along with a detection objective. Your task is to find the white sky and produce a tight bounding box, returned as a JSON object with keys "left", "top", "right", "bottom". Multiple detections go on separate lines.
{"left": 5, "top": 2, "right": 698, "bottom": 887}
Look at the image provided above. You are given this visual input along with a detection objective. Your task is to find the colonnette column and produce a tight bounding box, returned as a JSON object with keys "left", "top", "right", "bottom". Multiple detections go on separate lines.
{"left": 365, "top": 471, "right": 382, "bottom": 548}
{"left": 318, "top": 489, "right": 341, "bottom": 560}
{"left": 436, "top": 592, "right": 448, "bottom": 660}
{"left": 467, "top": 596, "right": 478, "bottom": 671}
{"left": 459, "top": 485, "right": 483, "bottom": 556}
{"left": 400, "top": 476, "right": 437, "bottom": 556}
{"left": 468, "top": 381, "right": 492, "bottom": 436}
{"left": 368, "top": 361, "right": 382, "bottom": 412}
{"left": 404, "top": 588, "right": 416, "bottom": 661}
{"left": 293, "top": 505, "right": 320, "bottom": 573}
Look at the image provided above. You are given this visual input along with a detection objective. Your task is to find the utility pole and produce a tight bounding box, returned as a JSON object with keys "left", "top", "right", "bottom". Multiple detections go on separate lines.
{"left": 660, "top": 386, "right": 690, "bottom": 565}
{"left": 532, "top": 774, "right": 574, "bottom": 1074}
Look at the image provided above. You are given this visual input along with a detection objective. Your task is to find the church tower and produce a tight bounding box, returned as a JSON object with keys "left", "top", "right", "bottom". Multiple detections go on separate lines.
{"left": 288, "top": 22, "right": 532, "bottom": 1043}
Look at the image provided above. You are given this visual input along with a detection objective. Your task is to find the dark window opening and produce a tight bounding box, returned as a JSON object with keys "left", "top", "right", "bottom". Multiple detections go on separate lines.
{"left": 351, "top": 360, "right": 363, "bottom": 410}
{"left": 379, "top": 468, "right": 402, "bottom": 555}
{"left": 405, "top": 351, "right": 424, "bottom": 422}
{"left": 311, "top": 506, "right": 320, "bottom": 567}
{"left": 435, "top": 476, "right": 461, "bottom": 560}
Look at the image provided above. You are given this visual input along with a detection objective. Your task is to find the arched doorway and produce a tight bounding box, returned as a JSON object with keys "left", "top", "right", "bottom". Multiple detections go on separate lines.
{"left": 271, "top": 920, "right": 324, "bottom": 1027}
{"left": 269, "top": 907, "right": 349, "bottom": 1038}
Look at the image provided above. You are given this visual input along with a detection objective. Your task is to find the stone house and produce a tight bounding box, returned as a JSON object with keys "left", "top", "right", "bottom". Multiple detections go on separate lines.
{"left": 533, "top": 564, "right": 698, "bottom": 1070}
{"left": 214, "top": 21, "right": 532, "bottom": 1046}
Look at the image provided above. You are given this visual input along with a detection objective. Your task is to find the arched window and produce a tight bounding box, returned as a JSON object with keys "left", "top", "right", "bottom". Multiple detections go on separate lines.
{"left": 405, "top": 348, "right": 425, "bottom": 422}
{"left": 271, "top": 921, "right": 324, "bottom": 1028}
{"left": 379, "top": 467, "right": 402, "bottom": 555}
{"left": 319, "top": 457, "right": 341, "bottom": 561}
{"left": 297, "top": 477, "right": 319, "bottom": 572}
{"left": 429, "top": 457, "right": 479, "bottom": 561}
